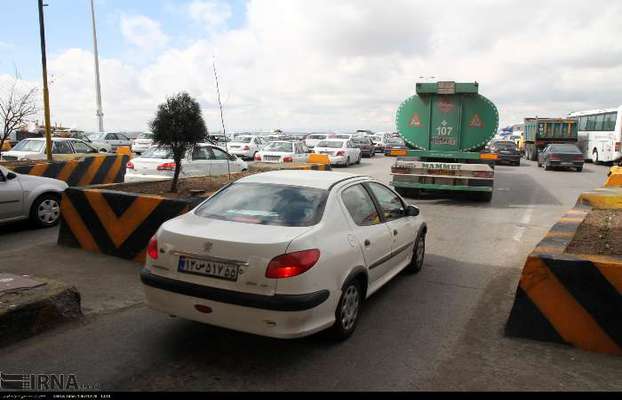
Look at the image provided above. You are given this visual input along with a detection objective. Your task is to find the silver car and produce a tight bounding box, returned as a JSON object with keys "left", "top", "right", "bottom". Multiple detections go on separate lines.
{"left": 0, "top": 166, "right": 68, "bottom": 227}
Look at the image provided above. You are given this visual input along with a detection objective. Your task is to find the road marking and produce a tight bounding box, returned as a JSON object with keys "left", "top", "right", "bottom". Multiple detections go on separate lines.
{"left": 513, "top": 206, "right": 534, "bottom": 242}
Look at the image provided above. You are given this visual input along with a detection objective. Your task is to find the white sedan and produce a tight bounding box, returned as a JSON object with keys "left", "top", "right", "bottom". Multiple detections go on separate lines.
{"left": 313, "top": 139, "right": 361, "bottom": 166}
{"left": 0, "top": 165, "right": 68, "bottom": 227}
{"left": 140, "top": 170, "right": 427, "bottom": 340}
{"left": 1, "top": 137, "right": 103, "bottom": 161}
{"left": 125, "top": 144, "right": 247, "bottom": 183}
{"left": 254, "top": 141, "right": 308, "bottom": 163}
{"left": 226, "top": 135, "right": 264, "bottom": 160}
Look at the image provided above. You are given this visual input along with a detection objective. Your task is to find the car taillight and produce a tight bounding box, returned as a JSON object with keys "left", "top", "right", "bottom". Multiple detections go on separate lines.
{"left": 147, "top": 236, "right": 158, "bottom": 260}
{"left": 574, "top": 155, "right": 584, "bottom": 161}
{"left": 266, "top": 249, "right": 320, "bottom": 279}
{"left": 616, "top": 142, "right": 621, "bottom": 152}
{"left": 254, "top": 153, "right": 262, "bottom": 161}
{"left": 336, "top": 151, "right": 345, "bottom": 156}
{"left": 126, "top": 161, "right": 134, "bottom": 170}
{"left": 157, "top": 162, "right": 176, "bottom": 171}
{"left": 550, "top": 155, "right": 561, "bottom": 161}
{"left": 283, "top": 156, "right": 293, "bottom": 162}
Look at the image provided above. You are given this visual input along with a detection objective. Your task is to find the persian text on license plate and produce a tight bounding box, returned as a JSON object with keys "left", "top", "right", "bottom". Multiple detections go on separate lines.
{"left": 178, "top": 256, "right": 239, "bottom": 282}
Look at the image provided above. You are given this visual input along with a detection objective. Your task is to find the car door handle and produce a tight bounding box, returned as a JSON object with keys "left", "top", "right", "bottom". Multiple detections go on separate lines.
{"left": 393, "top": 230, "right": 398, "bottom": 236}
{"left": 364, "top": 239, "right": 371, "bottom": 247}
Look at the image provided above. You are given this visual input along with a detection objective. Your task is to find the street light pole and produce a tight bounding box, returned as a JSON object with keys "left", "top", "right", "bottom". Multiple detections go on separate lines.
{"left": 90, "top": 0, "right": 104, "bottom": 132}
{"left": 37, "top": 0, "right": 53, "bottom": 161}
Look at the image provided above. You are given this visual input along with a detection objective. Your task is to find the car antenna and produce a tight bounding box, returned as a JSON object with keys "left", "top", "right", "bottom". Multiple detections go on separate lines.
{"left": 213, "top": 55, "right": 230, "bottom": 180}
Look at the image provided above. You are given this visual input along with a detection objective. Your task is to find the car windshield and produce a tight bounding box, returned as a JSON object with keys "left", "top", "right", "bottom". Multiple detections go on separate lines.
{"left": 233, "top": 137, "right": 252, "bottom": 143}
{"left": 308, "top": 135, "right": 327, "bottom": 140}
{"left": 195, "top": 183, "right": 328, "bottom": 227}
{"left": 12, "top": 140, "right": 44, "bottom": 152}
{"left": 263, "top": 142, "right": 293, "bottom": 152}
{"left": 317, "top": 140, "right": 345, "bottom": 148}
{"left": 137, "top": 133, "right": 153, "bottom": 140}
{"left": 388, "top": 138, "right": 404, "bottom": 145}
{"left": 140, "top": 147, "right": 173, "bottom": 159}
{"left": 550, "top": 144, "right": 581, "bottom": 153}
{"left": 88, "top": 133, "right": 107, "bottom": 141}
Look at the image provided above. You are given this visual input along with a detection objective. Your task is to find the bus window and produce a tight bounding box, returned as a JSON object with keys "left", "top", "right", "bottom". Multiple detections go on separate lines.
{"left": 603, "top": 112, "right": 617, "bottom": 131}
{"left": 578, "top": 116, "right": 588, "bottom": 131}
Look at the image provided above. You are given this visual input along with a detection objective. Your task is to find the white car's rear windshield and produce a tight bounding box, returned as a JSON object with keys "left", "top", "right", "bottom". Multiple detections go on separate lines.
{"left": 12, "top": 140, "right": 44, "bottom": 152}
{"left": 137, "top": 133, "right": 153, "bottom": 139}
{"left": 317, "top": 140, "right": 345, "bottom": 148}
{"left": 195, "top": 183, "right": 328, "bottom": 227}
{"left": 263, "top": 142, "right": 293, "bottom": 152}
{"left": 141, "top": 147, "right": 173, "bottom": 159}
{"left": 233, "top": 137, "right": 253, "bottom": 143}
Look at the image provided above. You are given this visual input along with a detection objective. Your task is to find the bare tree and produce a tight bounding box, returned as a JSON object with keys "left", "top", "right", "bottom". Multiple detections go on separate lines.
{"left": 0, "top": 79, "right": 38, "bottom": 156}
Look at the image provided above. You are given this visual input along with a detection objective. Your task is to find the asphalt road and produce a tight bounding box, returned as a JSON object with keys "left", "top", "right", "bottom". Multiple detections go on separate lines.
{"left": 2, "top": 157, "right": 621, "bottom": 391}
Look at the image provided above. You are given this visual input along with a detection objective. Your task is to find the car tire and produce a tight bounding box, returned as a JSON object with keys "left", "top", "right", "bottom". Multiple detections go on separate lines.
{"left": 30, "top": 193, "right": 61, "bottom": 228}
{"left": 576, "top": 166, "right": 583, "bottom": 172}
{"left": 345, "top": 157, "right": 351, "bottom": 167}
{"left": 100, "top": 148, "right": 107, "bottom": 153}
{"left": 537, "top": 160, "right": 542, "bottom": 167}
{"left": 328, "top": 279, "right": 363, "bottom": 340}
{"left": 593, "top": 149, "right": 599, "bottom": 164}
{"left": 356, "top": 154, "right": 361, "bottom": 164}
{"left": 405, "top": 232, "right": 425, "bottom": 274}
{"left": 370, "top": 151, "right": 375, "bottom": 158}
{"left": 545, "top": 162, "right": 552, "bottom": 171}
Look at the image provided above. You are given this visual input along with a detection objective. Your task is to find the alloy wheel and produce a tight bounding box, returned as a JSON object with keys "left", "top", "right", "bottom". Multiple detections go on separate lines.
{"left": 38, "top": 199, "right": 60, "bottom": 224}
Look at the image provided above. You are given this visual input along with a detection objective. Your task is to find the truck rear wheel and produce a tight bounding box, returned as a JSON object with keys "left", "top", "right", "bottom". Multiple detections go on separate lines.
{"left": 475, "top": 191, "right": 493, "bottom": 202}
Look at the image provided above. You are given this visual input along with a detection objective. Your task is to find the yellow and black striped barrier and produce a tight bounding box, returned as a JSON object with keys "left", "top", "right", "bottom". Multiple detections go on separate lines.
{"left": 6, "top": 155, "right": 129, "bottom": 187}
{"left": 58, "top": 187, "right": 202, "bottom": 263}
{"left": 505, "top": 206, "right": 622, "bottom": 356}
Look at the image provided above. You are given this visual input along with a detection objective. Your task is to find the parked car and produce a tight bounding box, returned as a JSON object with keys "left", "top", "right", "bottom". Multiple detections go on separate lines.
{"left": 131, "top": 132, "right": 154, "bottom": 155}
{"left": 87, "top": 132, "right": 131, "bottom": 152}
{"left": 125, "top": 144, "right": 247, "bottom": 183}
{"left": 140, "top": 170, "right": 427, "bottom": 339}
{"left": 0, "top": 165, "right": 68, "bottom": 227}
{"left": 372, "top": 134, "right": 391, "bottom": 153}
{"left": 304, "top": 133, "right": 330, "bottom": 150}
{"left": 352, "top": 136, "right": 375, "bottom": 158}
{"left": 384, "top": 137, "right": 408, "bottom": 156}
{"left": 314, "top": 139, "right": 361, "bottom": 167}
{"left": 226, "top": 135, "right": 264, "bottom": 160}
{"left": 255, "top": 141, "right": 308, "bottom": 163}
{"left": 537, "top": 144, "right": 584, "bottom": 172}
{"left": 0, "top": 137, "right": 102, "bottom": 161}
{"left": 489, "top": 140, "right": 521, "bottom": 166}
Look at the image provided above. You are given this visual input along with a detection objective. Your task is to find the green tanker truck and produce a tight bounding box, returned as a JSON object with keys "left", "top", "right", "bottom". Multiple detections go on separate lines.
{"left": 391, "top": 81, "right": 499, "bottom": 202}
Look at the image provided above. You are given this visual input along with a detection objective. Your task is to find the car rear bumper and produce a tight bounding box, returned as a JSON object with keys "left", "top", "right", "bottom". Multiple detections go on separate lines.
{"left": 140, "top": 268, "right": 335, "bottom": 339}
{"left": 124, "top": 172, "right": 172, "bottom": 183}
{"left": 132, "top": 144, "right": 151, "bottom": 153}
{"left": 496, "top": 154, "right": 521, "bottom": 163}
{"left": 548, "top": 161, "right": 583, "bottom": 168}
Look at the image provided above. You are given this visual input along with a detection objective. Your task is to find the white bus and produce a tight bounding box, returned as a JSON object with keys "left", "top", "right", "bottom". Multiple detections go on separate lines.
{"left": 569, "top": 106, "right": 622, "bottom": 163}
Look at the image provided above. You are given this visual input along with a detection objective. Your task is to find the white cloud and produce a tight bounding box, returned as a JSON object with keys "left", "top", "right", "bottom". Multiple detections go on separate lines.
{"left": 18, "top": 0, "right": 622, "bottom": 132}
{"left": 120, "top": 15, "right": 169, "bottom": 51}
{"left": 187, "top": 1, "right": 232, "bottom": 32}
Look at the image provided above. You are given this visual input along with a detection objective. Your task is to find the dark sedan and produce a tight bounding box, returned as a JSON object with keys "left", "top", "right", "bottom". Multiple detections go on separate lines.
{"left": 490, "top": 140, "right": 521, "bottom": 166}
{"left": 352, "top": 136, "right": 375, "bottom": 157}
{"left": 384, "top": 138, "right": 408, "bottom": 156}
{"left": 538, "top": 143, "right": 584, "bottom": 172}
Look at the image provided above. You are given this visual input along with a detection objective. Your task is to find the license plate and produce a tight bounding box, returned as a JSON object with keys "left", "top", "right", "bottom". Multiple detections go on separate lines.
{"left": 561, "top": 162, "right": 573, "bottom": 166}
{"left": 178, "top": 256, "right": 239, "bottom": 282}
{"left": 320, "top": 151, "right": 332, "bottom": 155}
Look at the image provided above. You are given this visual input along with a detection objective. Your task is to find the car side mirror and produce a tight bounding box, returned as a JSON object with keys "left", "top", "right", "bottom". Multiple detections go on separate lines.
{"left": 6, "top": 172, "right": 17, "bottom": 180}
{"left": 406, "top": 204, "right": 420, "bottom": 217}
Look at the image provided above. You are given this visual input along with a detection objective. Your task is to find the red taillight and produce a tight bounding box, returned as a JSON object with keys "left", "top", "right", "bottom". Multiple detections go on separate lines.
{"left": 550, "top": 155, "right": 561, "bottom": 161}
{"left": 157, "top": 162, "right": 176, "bottom": 171}
{"left": 336, "top": 151, "right": 345, "bottom": 156}
{"left": 283, "top": 156, "right": 293, "bottom": 163}
{"left": 126, "top": 161, "right": 134, "bottom": 170}
{"left": 254, "top": 153, "right": 262, "bottom": 161}
{"left": 616, "top": 142, "right": 621, "bottom": 152}
{"left": 574, "top": 155, "right": 584, "bottom": 161}
{"left": 265, "top": 249, "right": 320, "bottom": 279}
{"left": 147, "top": 236, "right": 158, "bottom": 260}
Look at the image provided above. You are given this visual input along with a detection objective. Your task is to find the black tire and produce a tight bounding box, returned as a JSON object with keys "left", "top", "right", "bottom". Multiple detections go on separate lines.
{"left": 576, "top": 166, "right": 583, "bottom": 172}
{"left": 593, "top": 149, "right": 599, "bottom": 164}
{"left": 477, "top": 191, "right": 493, "bottom": 202}
{"left": 328, "top": 279, "right": 363, "bottom": 340}
{"left": 30, "top": 193, "right": 61, "bottom": 228}
{"left": 545, "top": 162, "right": 551, "bottom": 171}
{"left": 537, "top": 160, "right": 542, "bottom": 167}
{"left": 345, "top": 157, "right": 351, "bottom": 167}
{"left": 370, "top": 151, "right": 375, "bottom": 158}
{"left": 404, "top": 233, "right": 425, "bottom": 274}
{"left": 356, "top": 154, "right": 361, "bottom": 164}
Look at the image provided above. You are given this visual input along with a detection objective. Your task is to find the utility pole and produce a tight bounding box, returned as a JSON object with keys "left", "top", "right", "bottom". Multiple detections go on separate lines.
{"left": 90, "top": 0, "right": 104, "bottom": 132}
{"left": 37, "top": 0, "right": 53, "bottom": 162}
{"left": 213, "top": 57, "right": 231, "bottom": 180}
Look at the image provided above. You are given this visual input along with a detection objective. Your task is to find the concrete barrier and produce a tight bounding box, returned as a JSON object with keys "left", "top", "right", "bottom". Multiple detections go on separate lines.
{"left": 505, "top": 205, "right": 622, "bottom": 356}
{"left": 3, "top": 154, "right": 129, "bottom": 186}
{"left": 58, "top": 186, "right": 202, "bottom": 263}
{"left": 605, "top": 166, "right": 622, "bottom": 187}
{"left": 307, "top": 154, "right": 331, "bottom": 165}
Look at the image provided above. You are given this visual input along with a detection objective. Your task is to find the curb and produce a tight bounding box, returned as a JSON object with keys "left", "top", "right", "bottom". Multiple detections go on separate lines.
{"left": 505, "top": 206, "right": 622, "bottom": 356}
{"left": 0, "top": 278, "right": 82, "bottom": 348}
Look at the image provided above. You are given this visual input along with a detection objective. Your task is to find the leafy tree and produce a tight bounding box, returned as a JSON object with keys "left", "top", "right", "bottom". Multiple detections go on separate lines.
{"left": 150, "top": 92, "right": 208, "bottom": 192}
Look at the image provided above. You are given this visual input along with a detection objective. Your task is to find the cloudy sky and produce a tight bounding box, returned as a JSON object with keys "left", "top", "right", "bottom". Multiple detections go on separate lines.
{"left": 0, "top": 0, "right": 620, "bottom": 133}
